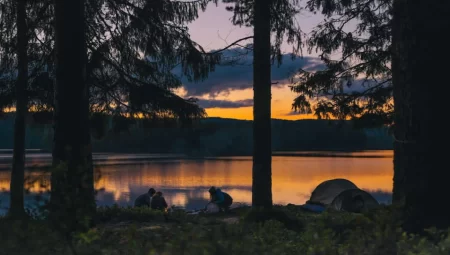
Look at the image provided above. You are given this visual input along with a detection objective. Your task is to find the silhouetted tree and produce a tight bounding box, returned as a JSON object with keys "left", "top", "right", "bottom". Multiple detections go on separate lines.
{"left": 0, "top": 0, "right": 54, "bottom": 112}
{"left": 50, "top": 0, "right": 95, "bottom": 232}
{"left": 1, "top": 0, "right": 49, "bottom": 218}
{"left": 0, "top": 3, "right": 11, "bottom": 111}
{"left": 391, "top": 0, "right": 450, "bottom": 233}
{"left": 223, "top": 0, "right": 302, "bottom": 208}
{"left": 8, "top": 0, "right": 28, "bottom": 219}
{"left": 251, "top": 0, "right": 273, "bottom": 209}
{"left": 297, "top": 0, "right": 450, "bottom": 232}
{"left": 0, "top": 1, "right": 17, "bottom": 112}
{"left": 2, "top": 0, "right": 223, "bottom": 128}
{"left": 290, "top": 0, "right": 392, "bottom": 126}
{"left": 84, "top": 0, "right": 220, "bottom": 122}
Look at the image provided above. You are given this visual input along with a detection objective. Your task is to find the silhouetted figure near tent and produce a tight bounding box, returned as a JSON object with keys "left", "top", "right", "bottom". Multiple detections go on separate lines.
{"left": 151, "top": 191, "right": 169, "bottom": 222}
{"left": 209, "top": 186, "right": 233, "bottom": 212}
{"left": 134, "top": 188, "right": 156, "bottom": 207}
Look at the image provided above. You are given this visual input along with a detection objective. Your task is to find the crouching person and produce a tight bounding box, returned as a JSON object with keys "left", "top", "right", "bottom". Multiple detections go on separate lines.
{"left": 208, "top": 186, "right": 233, "bottom": 212}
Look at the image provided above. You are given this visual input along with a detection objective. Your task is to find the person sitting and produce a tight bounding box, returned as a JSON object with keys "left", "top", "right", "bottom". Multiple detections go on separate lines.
{"left": 134, "top": 188, "right": 156, "bottom": 208}
{"left": 151, "top": 191, "right": 169, "bottom": 222}
{"left": 151, "top": 191, "right": 168, "bottom": 211}
{"left": 208, "top": 186, "right": 233, "bottom": 212}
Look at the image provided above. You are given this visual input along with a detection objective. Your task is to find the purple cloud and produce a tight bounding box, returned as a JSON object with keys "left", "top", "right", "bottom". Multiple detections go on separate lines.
{"left": 197, "top": 98, "right": 253, "bottom": 109}
{"left": 174, "top": 49, "right": 325, "bottom": 97}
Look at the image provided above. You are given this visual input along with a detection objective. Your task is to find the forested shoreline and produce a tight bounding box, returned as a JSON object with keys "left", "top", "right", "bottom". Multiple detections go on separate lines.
{"left": 0, "top": 113, "right": 393, "bottom": 155}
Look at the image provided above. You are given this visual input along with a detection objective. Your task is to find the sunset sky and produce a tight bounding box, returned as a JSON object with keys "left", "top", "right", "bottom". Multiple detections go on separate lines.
{"left": 182, "top": 3, "right": 335, "bottom": 120}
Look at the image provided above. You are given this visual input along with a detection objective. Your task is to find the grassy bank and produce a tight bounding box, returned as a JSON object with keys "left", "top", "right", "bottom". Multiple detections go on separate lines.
{"left": 1, "top": 205, "right": 449, "bottom": 255}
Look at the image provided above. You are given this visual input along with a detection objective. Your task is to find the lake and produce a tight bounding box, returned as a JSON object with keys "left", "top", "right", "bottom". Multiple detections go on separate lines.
{"left": 0, "top": 150, "right": 393, "bottom": 214}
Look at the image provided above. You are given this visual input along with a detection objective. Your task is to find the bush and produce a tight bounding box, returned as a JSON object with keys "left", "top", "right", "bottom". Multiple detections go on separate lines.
{"left": 1, "top": 205, "right": 449, "bottom": 255}
{"left": 95, "top": 204, "right": 165, "bottom": 223}
{"left": 242, "top": 206, "right": 304, "bottom": 232}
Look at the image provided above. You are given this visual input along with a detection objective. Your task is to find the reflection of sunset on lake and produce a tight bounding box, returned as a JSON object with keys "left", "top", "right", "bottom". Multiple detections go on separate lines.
{"left": 0, "top": 152, "right": 393, "bottom": 211}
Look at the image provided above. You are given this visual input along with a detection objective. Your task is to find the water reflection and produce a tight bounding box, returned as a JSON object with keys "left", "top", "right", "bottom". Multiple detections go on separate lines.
{"left": 0, "top": 153, "right": 394, "bottom": 213}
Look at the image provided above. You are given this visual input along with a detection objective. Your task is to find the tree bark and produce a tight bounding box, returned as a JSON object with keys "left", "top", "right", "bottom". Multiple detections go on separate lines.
{"left": 50, "top": 0, "right": 95, "bottom": 233}
{"left": 9, "top": 0, "right": 28, "bottom": 219}
{"left": 392, "top": 0, "right": 450, "bottom": 232}
{"left": 252, "top": 0, "right": 273, "bottom": 209}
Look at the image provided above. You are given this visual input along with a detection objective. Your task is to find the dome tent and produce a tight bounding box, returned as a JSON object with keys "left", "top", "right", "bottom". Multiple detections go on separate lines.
{"left": 307, "top": 178, "right": 358, "bottom": 206}
{"left": 302, "top": 178, "right": 380, "bottom": 213}
{"left": 329, "top": 188, "right": 380, "bottom": 213}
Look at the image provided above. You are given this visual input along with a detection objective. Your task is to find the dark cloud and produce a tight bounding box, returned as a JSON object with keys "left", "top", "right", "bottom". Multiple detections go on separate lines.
{"left": 197, "top": 98, "right": 253, "bottom": 109}
{"left": 173, "top": 48, "right": 325, "bottom": 97}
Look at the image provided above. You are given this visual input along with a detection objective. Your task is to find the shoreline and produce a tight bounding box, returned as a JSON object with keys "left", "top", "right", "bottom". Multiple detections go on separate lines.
{"left": 0, "top": 150, "right": 393, "bottom": 171}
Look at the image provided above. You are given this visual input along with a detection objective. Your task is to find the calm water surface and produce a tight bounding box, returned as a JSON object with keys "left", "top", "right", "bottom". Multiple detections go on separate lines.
{"left": 0, "top": 150, "right": 393, "bottom": 213}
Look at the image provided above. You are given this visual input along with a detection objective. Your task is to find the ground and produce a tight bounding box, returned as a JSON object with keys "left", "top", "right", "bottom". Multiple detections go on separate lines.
{"left": 0, "top": 205, "right": 449, "bottom": 255}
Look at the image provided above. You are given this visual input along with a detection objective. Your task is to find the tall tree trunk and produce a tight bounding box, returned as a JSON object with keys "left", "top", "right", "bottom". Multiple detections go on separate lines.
{"left": 50, "top": 0, "right": 95, "bottom": 233}
{"left": 252, "top": 0, "right": 272, "bottom": 209}
{"left": 9, "top": 0, "right": 28, "bottom": 219}
{"left": 392, "top": 0, "right": 450, "bottom": 232}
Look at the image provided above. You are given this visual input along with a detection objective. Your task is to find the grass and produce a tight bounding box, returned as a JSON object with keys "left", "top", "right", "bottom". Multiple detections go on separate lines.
{"left": 1, "top": 204, "right": 449, "bottom": 255}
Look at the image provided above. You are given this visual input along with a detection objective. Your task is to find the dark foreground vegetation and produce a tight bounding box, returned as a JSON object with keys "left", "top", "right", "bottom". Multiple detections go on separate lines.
{"left": 1, "top": 205, "right": 449, "bottom": 255}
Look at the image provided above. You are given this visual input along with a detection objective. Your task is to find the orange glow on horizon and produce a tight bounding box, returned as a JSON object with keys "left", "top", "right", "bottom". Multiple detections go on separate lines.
{"left": 205, "top": 106, "right": 316, "bottom": 120}
{"left": 198, "top": 86, "right": 318, "bottom": 120}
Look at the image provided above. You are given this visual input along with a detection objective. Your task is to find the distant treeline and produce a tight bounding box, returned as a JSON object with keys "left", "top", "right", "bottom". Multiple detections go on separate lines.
{"left": 0, "top": 113, "right": 393, "bottom": 156}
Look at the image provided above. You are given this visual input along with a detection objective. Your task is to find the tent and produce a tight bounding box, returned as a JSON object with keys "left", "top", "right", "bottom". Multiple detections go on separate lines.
{"left": 302, "top": 178, "right": 380, "bottom": 213}
{"left": 329, "top": 188, "right": 380, "bottom": 213}
{"left": 307, "top": 179, "right": 358, "bottom": 206}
